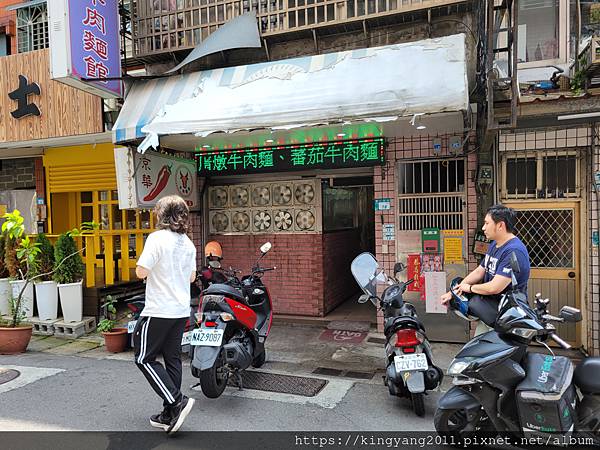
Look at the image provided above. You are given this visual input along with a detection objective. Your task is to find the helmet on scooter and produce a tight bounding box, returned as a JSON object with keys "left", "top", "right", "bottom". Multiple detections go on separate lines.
{"left": 448, "top": 277, "right": 479, "bottom": 322}
{"left": 204, "top": 241, "right": 223, "bottom": 259}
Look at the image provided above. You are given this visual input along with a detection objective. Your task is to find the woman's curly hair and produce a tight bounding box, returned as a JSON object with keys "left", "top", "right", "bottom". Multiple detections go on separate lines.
{"left": 154, "top": 195, "right": 190, "bottom": 234}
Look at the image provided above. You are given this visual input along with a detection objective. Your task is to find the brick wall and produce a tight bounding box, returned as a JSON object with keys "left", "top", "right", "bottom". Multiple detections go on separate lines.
{"left": 0, "top": 158, "right": 36, "bottom": 190}
{"left": 0, "top": 0, "right": 19, "bottom": 55}
{"left": 373, "top": 134, "right": 479, "bottom": 331}
{"left": 322, "top": 229, "right": 362, "bottom": 314}
{"left": 209, "top": 233, "right": 323, "bottom": 316}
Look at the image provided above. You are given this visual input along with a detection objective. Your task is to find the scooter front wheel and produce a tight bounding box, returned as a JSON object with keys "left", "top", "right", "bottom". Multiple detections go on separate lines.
{"left": 434, "top": 407, "right": 491, "bottom": 444}
{"left": 199, "top": 348, "right": 229, "bottom": 398}
{"left": 411, "top": 393, "right": 425, "bottom": 417}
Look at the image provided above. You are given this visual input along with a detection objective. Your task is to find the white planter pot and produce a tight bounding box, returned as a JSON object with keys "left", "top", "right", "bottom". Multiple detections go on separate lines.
{"left": 10, "top": 280, "right": 34, "bottom": 319}
{"left": 0, "top": 278, "right": 10, "bottom": 316}
{"left": 58, "top": 281, "right": 83, "bottom": 323}
{"left": 35, "top": 281, "right": 59, "bottom": 321}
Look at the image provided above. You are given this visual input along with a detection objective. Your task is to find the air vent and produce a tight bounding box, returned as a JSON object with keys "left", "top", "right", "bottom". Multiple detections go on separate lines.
{"left": 295, "top": 209, "right": 316, "bottom": 231}
{"left": 253, "top": 210, "right": 272, "bottom": 232}
{"left": 209, "top": 211, "right": 230, "bottom": 233}
{"left": 294, "top": 183, "right": 315, "bottom": 204}
{"left": 231, "top": 211, "right": 251, "bottom": 232}
{"left": 209, "top": 187, "right": 228, "bottom": 208}
{"left": 230, "top": 186, "right": 250, "bottom": 207}
{"left": 274, "top": 209, "right": 293, "bottom": 231}
{"left": 272, "top": 184, "right": 293, "bottom": 206}
{"left": 252, "top": 185, "right": 271, "bottom": 207}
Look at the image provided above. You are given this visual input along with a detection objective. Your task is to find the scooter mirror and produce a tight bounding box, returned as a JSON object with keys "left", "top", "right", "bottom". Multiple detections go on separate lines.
{"left": 393, "top": 262, "right": 405, "bottom": 274}
{"left": 260, "top": 242, "right": 272, "bottom": 254}
{"left": 510, "top": 252, "right": 521, "bottom": 274}
{"left": 358, "top": 294, "right": 370, "bottom": 304}
{"left": 559, "top": 306, "right": 582, "bottom": 323}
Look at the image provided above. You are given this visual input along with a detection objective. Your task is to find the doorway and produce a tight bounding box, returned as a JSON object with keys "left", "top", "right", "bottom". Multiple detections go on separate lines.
{"left": 322, "top": 178, "right": 376, "bottom": 324}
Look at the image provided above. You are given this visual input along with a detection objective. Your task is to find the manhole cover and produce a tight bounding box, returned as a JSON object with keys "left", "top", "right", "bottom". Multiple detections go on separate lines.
{"left": 0, "top": 369, "right": 20, "bottom": 385}
{"left": 228, "top": 371, "right": 327, "bottom": 397}
{"left": 367, "top": 337, "right": 386, "bottom": 345}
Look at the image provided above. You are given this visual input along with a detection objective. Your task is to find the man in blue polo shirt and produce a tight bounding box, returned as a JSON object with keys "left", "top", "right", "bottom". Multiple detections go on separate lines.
{"left": 441, "top": 204, "right": 531, "bottom": 335}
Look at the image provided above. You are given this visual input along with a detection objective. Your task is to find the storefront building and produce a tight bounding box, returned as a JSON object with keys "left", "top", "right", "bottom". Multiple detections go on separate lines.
{"left": 113, "top": 33, "right": 480, "bottom": 342}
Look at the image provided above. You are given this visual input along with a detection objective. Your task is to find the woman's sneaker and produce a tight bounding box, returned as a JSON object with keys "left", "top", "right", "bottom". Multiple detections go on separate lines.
{"left": 149, "top": 409, "right": 171, "bottom": 431}
{"left": 167, "top": 395, "right": 195, "bottom": 434}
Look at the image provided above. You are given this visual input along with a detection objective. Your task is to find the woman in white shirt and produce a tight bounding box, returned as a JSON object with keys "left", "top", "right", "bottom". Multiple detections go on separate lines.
{"left": 134, "top": 195, "right": 196, "bottom": 434}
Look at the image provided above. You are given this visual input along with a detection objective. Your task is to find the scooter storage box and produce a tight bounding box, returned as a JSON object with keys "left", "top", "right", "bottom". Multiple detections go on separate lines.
{"left": 515, "top": 353, "right": 576, "bottom": 441}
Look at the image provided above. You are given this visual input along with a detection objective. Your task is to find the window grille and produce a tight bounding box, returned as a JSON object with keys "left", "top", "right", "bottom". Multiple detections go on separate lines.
{"left": 17, "top": 4, "right": 49, "bottom": 53}
{"left": 514, "top": 208, "right": 574, "bottom": 268}
{"left": 397, "top": 159, "right": 466, "bottom": 231}
{"left": 501, "top": 151, "right": 580, "bottom": 199}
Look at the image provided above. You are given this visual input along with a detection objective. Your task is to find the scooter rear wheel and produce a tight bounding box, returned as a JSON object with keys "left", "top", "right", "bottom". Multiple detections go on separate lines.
{"left": 411, "top": 393, "right": 425, "bottom": 417}
{"left": 200, "top": 348, "right": 228, "bottom": 398}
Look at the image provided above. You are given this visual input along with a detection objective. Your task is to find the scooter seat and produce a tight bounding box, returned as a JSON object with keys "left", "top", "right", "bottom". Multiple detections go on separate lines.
{"left": 203, "top": 283, "right": 246, "bottom": 302}
{"left": 574, "top": 358, "right": 600, "bottom": 394}
{"left": 384, "top": 316, "right": 425, "bottom": 337}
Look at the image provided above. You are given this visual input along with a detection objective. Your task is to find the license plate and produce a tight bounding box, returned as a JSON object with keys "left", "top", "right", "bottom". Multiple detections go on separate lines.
{"left": 190, "top": 328, "right": 224, "bottom": 347}
{"left": 127, "top": 320, "right": 137, "bottom": 333}
{"left": 181, "top": 331, "right": 192, "bottom": 346}
{"left": 394, "top": 353, "right": 428, "bottom": 372}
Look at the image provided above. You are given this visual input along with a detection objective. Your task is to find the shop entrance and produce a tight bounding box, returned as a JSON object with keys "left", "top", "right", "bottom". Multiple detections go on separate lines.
{"left": 322, "top": 176, "right": 376, "bottom": 325}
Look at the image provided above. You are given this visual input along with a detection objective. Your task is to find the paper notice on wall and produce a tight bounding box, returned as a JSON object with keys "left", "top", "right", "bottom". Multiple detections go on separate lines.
{"left": 424, "top": 272, "right": 448, "bottom": 314}
{"left": 443, "top": 229, "right": 465, "bottom": 263}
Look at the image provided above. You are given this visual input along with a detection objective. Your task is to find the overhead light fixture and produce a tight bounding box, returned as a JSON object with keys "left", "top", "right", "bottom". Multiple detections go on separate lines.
{"left": 265, "top": 139, "right": 274, "bottom": 143}
{"left": 410, "top": 113, "right": 427, "bottom": 130}
{"left": 202, "top": 144, "right": 211, "bottom": 148}
{"left": 337, "top": 133, "right": 346, "bottom": 138}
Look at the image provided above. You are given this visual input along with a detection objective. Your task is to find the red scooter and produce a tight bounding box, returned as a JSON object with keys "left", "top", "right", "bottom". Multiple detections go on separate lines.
{"left": 190, "top": 242, "right": 275, "bottom": 398}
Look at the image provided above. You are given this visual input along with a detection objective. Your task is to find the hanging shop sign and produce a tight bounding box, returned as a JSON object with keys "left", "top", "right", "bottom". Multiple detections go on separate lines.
{"left": 114, "top": 148, "right": 199, "bottom": 210}
{"left": 196, "top": 138, "right": 386, "bottom": 176}
{"left": 48, "top": 0, "right": 122, "bottom": 98}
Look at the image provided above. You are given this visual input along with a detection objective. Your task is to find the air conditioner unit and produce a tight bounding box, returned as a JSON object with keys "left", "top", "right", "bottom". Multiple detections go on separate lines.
{"left": 578, "top": 36, "right": 600, "bottom": 81}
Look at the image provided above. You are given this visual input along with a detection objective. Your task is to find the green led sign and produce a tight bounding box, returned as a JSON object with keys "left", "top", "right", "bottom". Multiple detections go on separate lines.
{"left": 195, "top": 138, "right": 386, "bottom": 175}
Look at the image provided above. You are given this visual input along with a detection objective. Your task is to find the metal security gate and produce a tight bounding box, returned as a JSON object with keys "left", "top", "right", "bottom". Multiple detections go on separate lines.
{"left": 505, "top": 202, "right": 581, "bottom": 346}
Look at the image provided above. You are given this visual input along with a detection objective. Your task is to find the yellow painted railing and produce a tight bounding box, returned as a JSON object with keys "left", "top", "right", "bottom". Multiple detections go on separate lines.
{"left": 42, "top": 230, "right": 153, "bottom": 288}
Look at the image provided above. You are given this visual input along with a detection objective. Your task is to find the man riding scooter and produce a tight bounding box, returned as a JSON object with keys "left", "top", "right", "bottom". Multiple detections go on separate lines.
{"left": 440, "top": 204, "right": 531, "bottom": 335}
{"left": 195, "top": 241, "right": 227, "bottom": 294}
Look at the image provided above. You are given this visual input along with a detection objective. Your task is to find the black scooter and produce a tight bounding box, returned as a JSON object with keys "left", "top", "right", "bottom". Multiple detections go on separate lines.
{"left": 436, "top": 253, "right": 600, "bottom": 445}
{"left": 351, "top": 252, "right": 443, "bottom": 416}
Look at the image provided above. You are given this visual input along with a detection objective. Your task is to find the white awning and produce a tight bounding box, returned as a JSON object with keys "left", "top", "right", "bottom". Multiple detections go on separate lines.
{"left": 113, "top": 34, "right": 469, "bottom": 147}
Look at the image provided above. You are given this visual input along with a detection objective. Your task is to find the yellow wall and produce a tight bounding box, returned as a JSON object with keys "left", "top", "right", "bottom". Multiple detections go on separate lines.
{"left": 43, "top": 142, "right": 116, "bottom": 166}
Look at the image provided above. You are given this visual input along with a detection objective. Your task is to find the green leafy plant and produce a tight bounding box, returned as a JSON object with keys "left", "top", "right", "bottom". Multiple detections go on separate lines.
{"left": 97, "top": 295, "right": 117, "bottom": 333}
{"left": 31, "top": 234, "right": 54, "bottom": 282}
{"left": 571, "top": 56, "right": 587, "bottom": 95}
{"left": 52, "top": 234, "right": 85, "bottom": 284}
{"left": 0, "top": 211, "right": 98, "bottom": 329}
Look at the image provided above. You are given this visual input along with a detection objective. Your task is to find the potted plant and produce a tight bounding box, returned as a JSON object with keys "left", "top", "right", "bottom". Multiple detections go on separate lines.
{"left": 97, "top": 295, "right": 128, "bottom": 353}
{"left": 5, "top": 213, "right": 34, "bottom": 320}
{"left": 53, "top": 231, "right": 85, "bottom": 323}
{"left": 32, "top": 234, "right": 58, "bottom": 321}
{"left": 0, "top": 210, "right": 39, "bottom": 354}
{"left": 0, "top": 235, "right": 10, "bottom": 316}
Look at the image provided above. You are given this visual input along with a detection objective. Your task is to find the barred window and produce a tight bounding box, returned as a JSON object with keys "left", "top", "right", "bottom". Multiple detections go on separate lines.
{"left": 17, "top": 4, "right": 49, "bottom": 53}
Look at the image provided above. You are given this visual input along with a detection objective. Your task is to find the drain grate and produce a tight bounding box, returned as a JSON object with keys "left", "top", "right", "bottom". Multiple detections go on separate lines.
{"left": 367, "top": 337, "right": 386, "bottom": 345}
{"left": 0, "top": 369, "right": 20, "bottom": 385}
{"left": 344, "top": 371, "right": 374, "bottom": 380}
{"left": 228, "top": 371, "right": 328, "bottom": 397}
{"left": 312, "top": 367, "right": 343, "bottom": 377}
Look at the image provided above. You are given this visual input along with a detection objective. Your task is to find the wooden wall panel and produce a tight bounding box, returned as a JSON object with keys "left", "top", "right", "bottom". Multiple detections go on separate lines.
{"left": 0, "top": 49, "right": 103, "bottom": 143}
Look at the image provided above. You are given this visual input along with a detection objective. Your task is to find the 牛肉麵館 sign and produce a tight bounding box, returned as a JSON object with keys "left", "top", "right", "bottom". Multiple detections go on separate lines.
{"left": 195, "top": 138, "right": 386, "bottom": 175}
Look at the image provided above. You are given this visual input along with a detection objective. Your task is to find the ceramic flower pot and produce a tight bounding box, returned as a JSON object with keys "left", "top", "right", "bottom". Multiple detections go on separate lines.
{"left": 57, "top": 281, "right": 83, "bottom": 323}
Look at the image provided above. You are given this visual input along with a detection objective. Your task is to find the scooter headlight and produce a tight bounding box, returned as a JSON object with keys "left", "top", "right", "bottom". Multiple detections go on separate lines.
{"left": 448, "top": 358, "right": 475, "bottom": 376}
